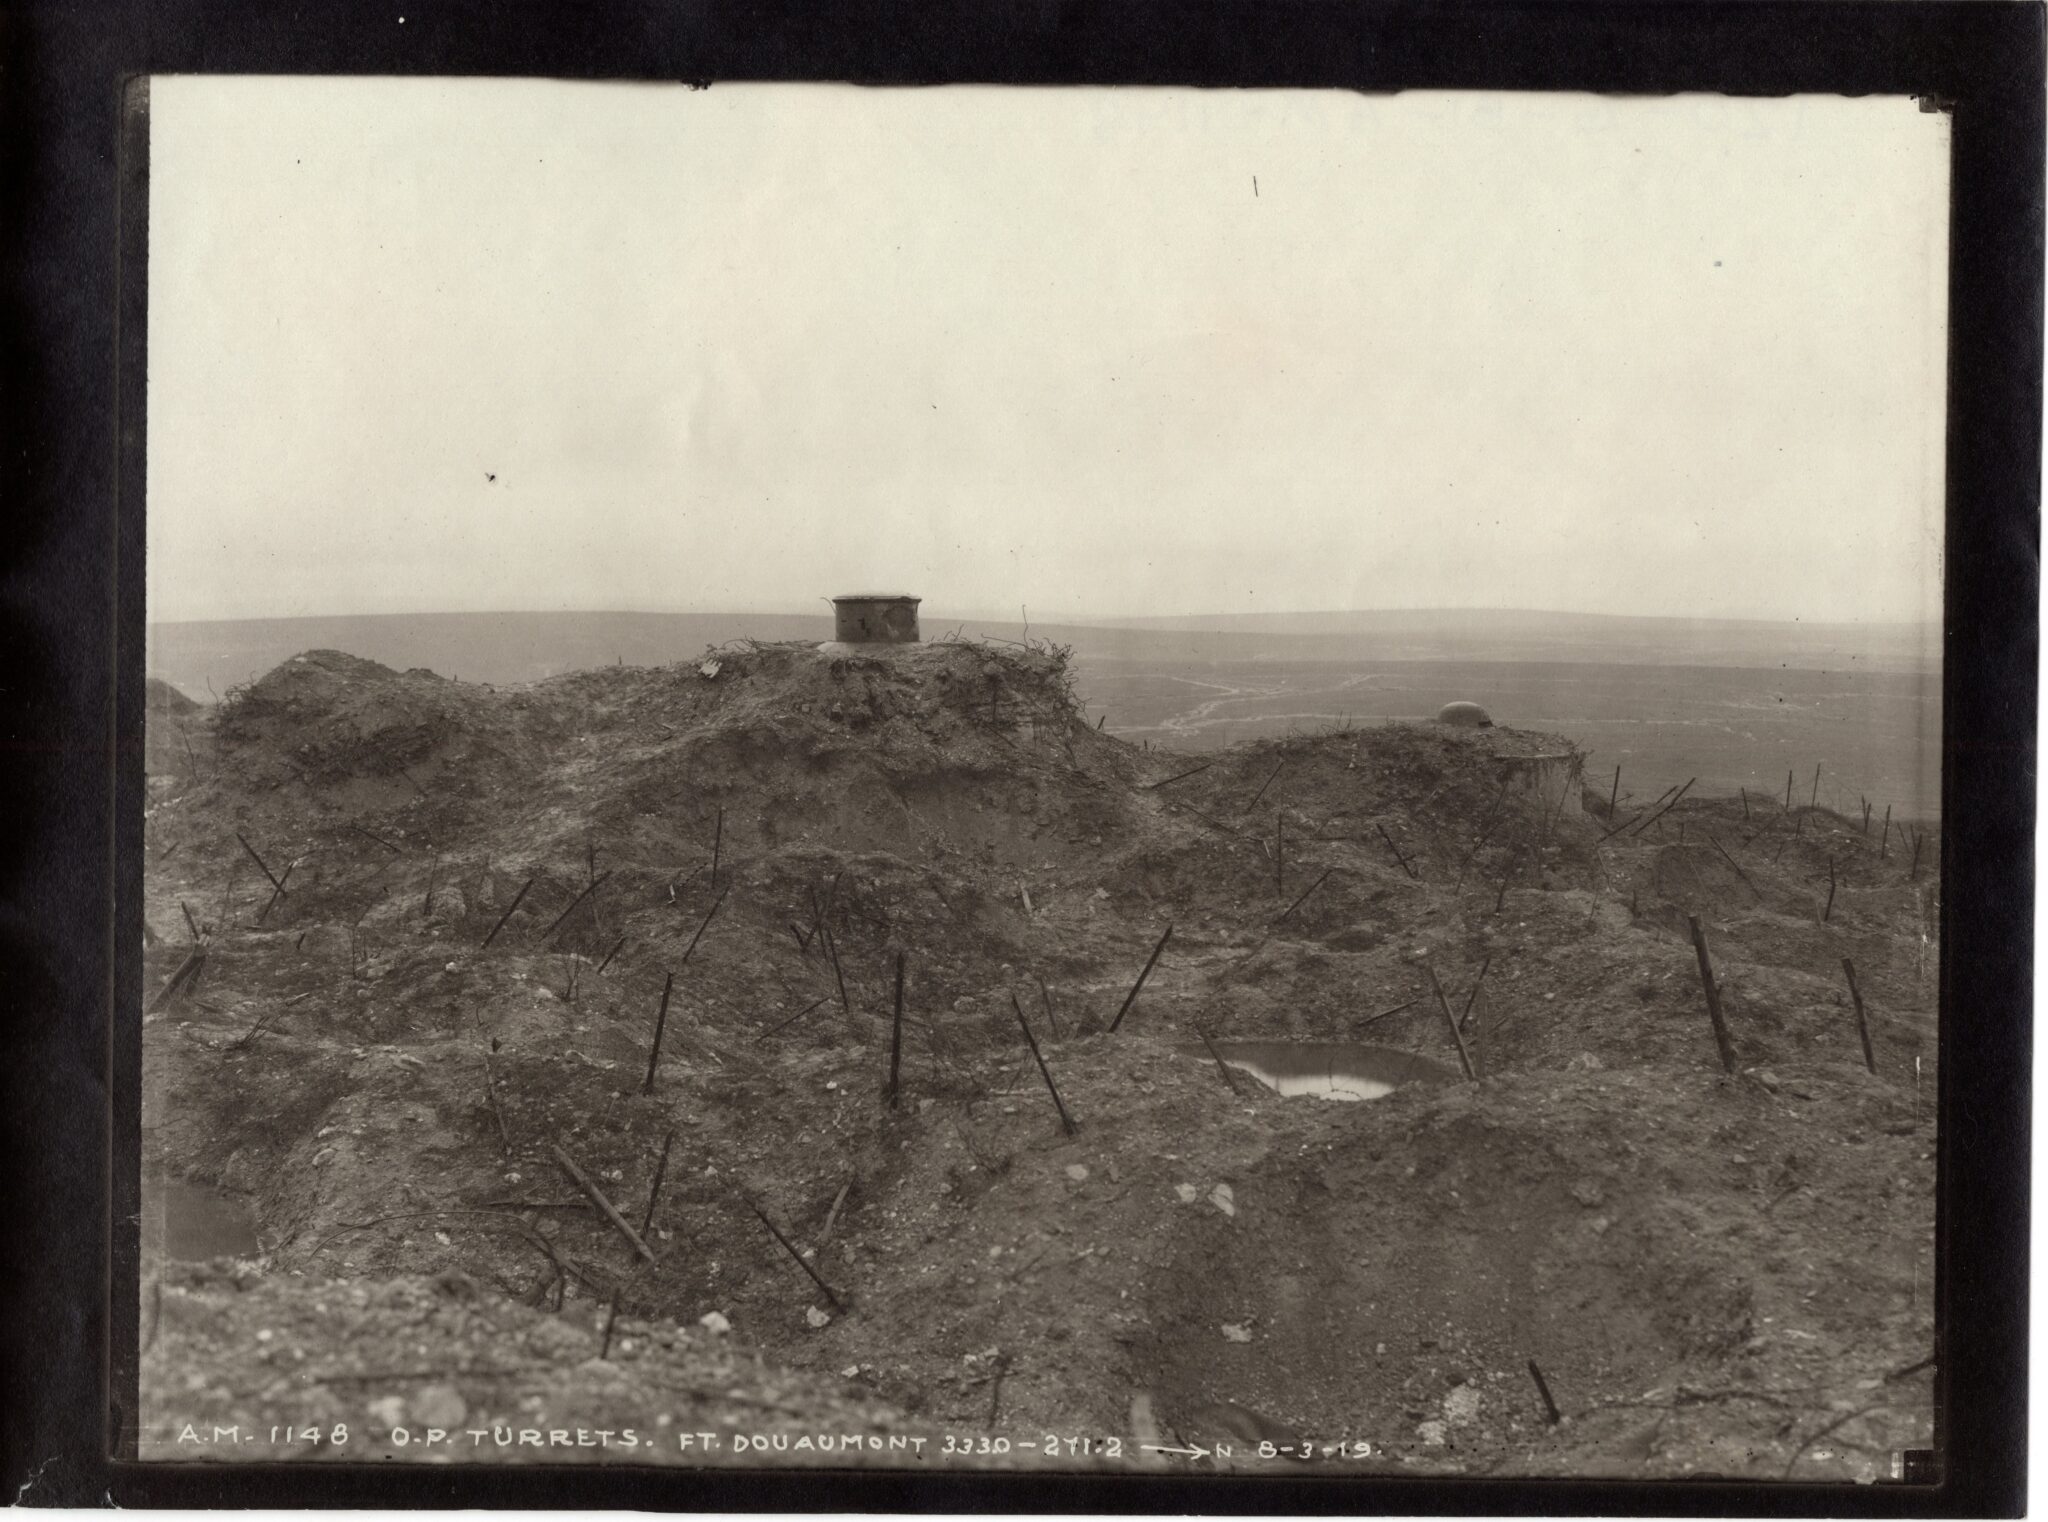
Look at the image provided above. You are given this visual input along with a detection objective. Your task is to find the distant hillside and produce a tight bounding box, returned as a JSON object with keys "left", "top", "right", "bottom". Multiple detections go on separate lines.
{"left": 144, "top": 607, "right": 1940, "bottom": 705}
{"left": 147, "top": 612, "right": 833, "bottom": 702}
{"left": 1088, "top": 607, "right": 1940, "bottom": 673}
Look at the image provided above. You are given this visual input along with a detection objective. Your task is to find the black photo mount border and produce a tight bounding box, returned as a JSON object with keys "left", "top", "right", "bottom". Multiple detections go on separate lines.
{"left": 1, "top": 1, "right": 2037, "bottom": 1513}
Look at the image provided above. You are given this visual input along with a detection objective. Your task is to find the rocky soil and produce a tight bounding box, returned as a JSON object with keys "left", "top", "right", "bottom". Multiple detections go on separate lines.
{"left": 137, "top": 638, "right": 1939, "bottom": 1480}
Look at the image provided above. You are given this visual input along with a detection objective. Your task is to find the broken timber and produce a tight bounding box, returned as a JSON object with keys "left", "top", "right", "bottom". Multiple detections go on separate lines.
{"left": 1375, "top": 823, "right": 1419, "bottom": 880}
{"left": 236, "top": 832, "right": 289, "bottom": 898}
{"left": 1273, "top": 867, "right": 1335, "bottom": 925}
{"left": 1013, "top": 993, "right": 1078, "bottom": 1134}
{"left": 641, "top": 972, "right": 676, "bottom": 1094}
{"left": 1841, "top": 957, "right": 1877, "bottom": 1075}
{"left": 1426, "top": 964, "right": 1477, "bottom": 1080}
{"left": 480, "top": 878, "right": 536, "bottom": 949}
{"left": 1687, "top": 915, "right": 1737, "bottom": 1075}
{"left": 640, "top": 1129, "right": 676, "bottom": 1235}
{"left": 550, "top": 1143, "right": 657, "bottom": 1264}
{"left": 1107, "top": 923, "right": 1173, "bottom": 1033}
{"left": 1144, "top": 760, "right": 1215, "bottom": 790}
{"left": 539, "top": 869, "right": 613, "bottom": 941}
{"left": 1196, "top": 1024, "right": 1245, "bottom": 1096}
{"left": 747, "top": 1198, "right": 844, "bottom": 1311}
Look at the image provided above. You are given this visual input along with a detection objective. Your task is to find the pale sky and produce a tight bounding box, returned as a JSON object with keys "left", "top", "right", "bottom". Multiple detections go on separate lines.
{"left": 147, "top": 80, "right": 1949, "bottom": 625}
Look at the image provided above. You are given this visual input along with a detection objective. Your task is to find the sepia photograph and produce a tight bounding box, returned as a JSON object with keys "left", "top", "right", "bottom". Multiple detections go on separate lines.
{"left": 130, "top": 75, "right": 1954, "bottom": 1486}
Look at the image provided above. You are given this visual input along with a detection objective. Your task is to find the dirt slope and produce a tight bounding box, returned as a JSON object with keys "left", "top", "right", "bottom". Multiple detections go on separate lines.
{"left": 138, "top": 638, "right": 1938, "bottom": 1480}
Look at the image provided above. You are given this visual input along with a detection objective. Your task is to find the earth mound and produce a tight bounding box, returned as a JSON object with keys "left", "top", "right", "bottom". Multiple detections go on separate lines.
{"left": 141, "top": 1263, "right": 920, "bottom": 1466}
{"left": 138, "top": 638, "right": 1938, "bottom": 1480}
{"left": 147, "top": 676, "right": 201, "bottom": 714}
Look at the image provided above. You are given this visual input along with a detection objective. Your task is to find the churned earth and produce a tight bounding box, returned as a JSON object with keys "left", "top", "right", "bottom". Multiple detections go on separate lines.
{"left": 136, "top": 638, "right": 1938, "bottom": 1481}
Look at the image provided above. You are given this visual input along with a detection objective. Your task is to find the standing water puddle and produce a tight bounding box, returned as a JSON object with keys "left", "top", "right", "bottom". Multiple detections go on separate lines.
{"left": 1186, "top": 1041, "right": 1457, "bottom": 1102}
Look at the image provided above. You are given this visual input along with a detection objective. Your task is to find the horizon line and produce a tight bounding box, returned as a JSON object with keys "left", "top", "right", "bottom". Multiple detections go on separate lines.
{"left": 145, "top": 604, "right": 1943, "bottom": 630}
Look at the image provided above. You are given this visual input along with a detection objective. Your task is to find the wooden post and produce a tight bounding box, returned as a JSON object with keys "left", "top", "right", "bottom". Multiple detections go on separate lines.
{"left": 1740, "top": 786, "right": 1749, "bottom": 820}
{"left": 1038, "top": 977, "right": 1060, "bottom": 1038}
{"left": 640, "top": 1128, "right": 676, "bottom": 1235}
{"left": 1811, "top": 763, "right": 1821, "bottom": 809}
{"left": 1881, "top": 805, "right": 1892, "bottom": 859}
{"left": 1627, "top": 777, "right": 1695, "bottom": 837}
{"left": 1599, "top": 782, "right": 1678, "bottom": 842}
{"left": 1145, "top": 760, "right": 1215, "bottom": 791}
{"left": 764, "top": 997, "right": 830, "bottom": 1038}
{"left": 1611, "top": 766, "right": 1622, "bottom": 818}
{"left": 1273, "top": 867, "right": 1334, "bottom": 925}
{"left": 551, "top": 1143, "right": 657, "bottom": 1263}
{"left": 256, "top": 858, "right": 296, "bottom": 924}
{"left": 1910, "top": 830, "right": 1924, "bottom": 881}
{"left": 1709, "top": 833, "right": 1762, "bottom": 901}
{"left": 480, "top": 877, "right": 535, "bottom": 949}
{"left": 1785, "top": 769, "right": 1793, "bottom": 811}
{"left": 888, "top": 952, "right": 906, "bottom": 1108}
{"left": 599, "top": 1288, "right": 622, "bottom": 1360}
{"left": 1246, "top": 759, "right": 1285, "bottom": 812}
{"left": 1686, "top": 916, "right": 1737, "bottom": 1075}
{"left": 641, "top": 973, "right": 675, "bottom": 1094}
{"left": 1822, "top": 857, "right": 1836, "bottom": 922}
{"left": 1841, "top": 957, "right": 1876, "bottom": 1075}
{"left": 1196, "top": 1024, "right": 1245, "bottom": 1095}
{"left": 676, "top": 881, "right": 730, "bottom": 968}
{"left": 747, "top": 1198, "right": 844, "bottom": 1310}
{"left": 1375, "top": 823, "right": 1418, "bottom": 880}
{"left": 1012, "top": 993, "right": 1078, "bottom": 1134}
{"left": 598, "top": 935, "right": 627, "bottom": 973}
{"left": 539, "top": 869, "right": 613, "bottom": 941}
{"left": 817, "top": 1180, "right": 854, "bottom": 1248}
{"left": 1494, "top": 847, "right": 1519, "bottom": 915}
{"left": 1426, "top": 965, "right": 1477, "bottom": 1080}
{"left": 665, "top": 862, "right": 705, "bottom": 905}
{"left": 1458, "top": 956, "right": 1492, "bottom": 1032}
{"left": 1352, "top": 1000, "right": 1416, "bottom": 1033}
{"left": 236, "top": 832, "right": 289, "bottom": 899}
{"left": 1108, "top": 924, "right": 1173, "bottom": 1032}
{"left": 1527, "top": 1360, "right": 1562, "bottom": 1424}
{"left": 348, "top": 820, "right": 401, "bottom": 854}
{"left": 481, "top": 1043, "right": 511, "bottom": 1152}
{"left": 1547, "top": 764, "right": 1575, "bottom": 837}
{"left": 824, "top": 925, "right": 850, "bottom": 1013}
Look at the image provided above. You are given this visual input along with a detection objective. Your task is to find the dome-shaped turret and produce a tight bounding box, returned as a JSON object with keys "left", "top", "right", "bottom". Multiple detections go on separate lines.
{"left": 1436, "top": 701, "right": 1493, "bottom": 728}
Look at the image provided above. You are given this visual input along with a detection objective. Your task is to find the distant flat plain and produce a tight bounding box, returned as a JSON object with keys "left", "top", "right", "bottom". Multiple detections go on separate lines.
{"left": 146, "top": 608, "right": 1941, "bottom": 822}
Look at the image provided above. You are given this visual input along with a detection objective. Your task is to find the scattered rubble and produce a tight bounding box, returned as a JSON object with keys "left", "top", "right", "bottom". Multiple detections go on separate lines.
{"left": 139, "top": 637, "right": 1937, "bottom": 1479}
